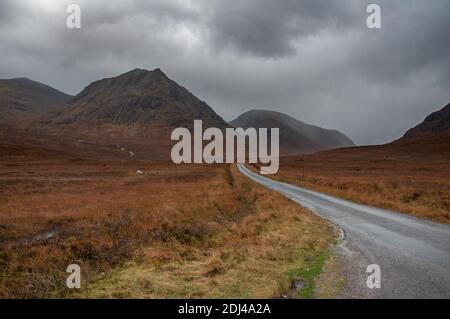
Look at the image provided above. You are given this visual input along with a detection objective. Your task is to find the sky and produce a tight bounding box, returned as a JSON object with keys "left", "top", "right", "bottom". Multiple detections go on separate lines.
{"left": 0, "top": 0, "right": 449, "bottom": 144}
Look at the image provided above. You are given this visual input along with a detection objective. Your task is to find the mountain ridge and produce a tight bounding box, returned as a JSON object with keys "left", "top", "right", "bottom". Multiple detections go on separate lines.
{"left": 0, "top": 77, "right": 72, "bottom": 127}
{"left": 402, "top": 102, "right": 450, "bottom": 140}
{"left": 230, "top": 109, "right": 354, "bottom": 155}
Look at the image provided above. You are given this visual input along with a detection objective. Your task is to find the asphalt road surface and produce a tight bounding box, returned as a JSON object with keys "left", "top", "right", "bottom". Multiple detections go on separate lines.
{"left": 237, "top": 164, "right": 450, "bottom": 298}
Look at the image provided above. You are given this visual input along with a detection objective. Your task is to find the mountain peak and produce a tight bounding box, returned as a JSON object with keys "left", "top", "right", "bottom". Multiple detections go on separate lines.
{"left": 243, "top": 109, "right": 307, "bottom": 124}
{"left": 10, "top": 77, "right": 32, "bottom": 82}
{"left": 121, "top": 67, "right": 167, "bottom": 78}
{"left": 152, "top": 68, "right": 165, "bottom": 74}
{"left": 1, "top": 77, "right": 38, "bottom": 87}
{"left": 34, "top": 68, "right": 228, "bottom": 152}
{"left": 126, "top": 67, "right": 147, "bottom": 74}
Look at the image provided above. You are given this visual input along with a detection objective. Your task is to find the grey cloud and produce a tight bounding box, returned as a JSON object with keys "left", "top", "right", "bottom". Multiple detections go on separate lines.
{"left": 206, "top": 0, "right": 361, "bottom": 57}
{"left": 350, "top": 1, "right": 450, "bottom": 88}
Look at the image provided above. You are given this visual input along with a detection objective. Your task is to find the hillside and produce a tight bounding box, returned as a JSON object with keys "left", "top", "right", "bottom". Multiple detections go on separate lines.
{"left": 0, "top": 78, "right": 72, "bottom": 127}
{"left": 402, "top": 102, "right": 450, "bottom": 139}
{"left": 230, "top": 109, "right": 354, "bottom": 155}
{"left": 31, "top": 68, "right": 228, "bottom": 159}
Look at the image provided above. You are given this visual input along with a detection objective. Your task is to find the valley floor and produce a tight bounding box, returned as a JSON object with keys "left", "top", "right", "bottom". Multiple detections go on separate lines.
{"left": 0, "top": 144, "right": 337, "bottom": 298}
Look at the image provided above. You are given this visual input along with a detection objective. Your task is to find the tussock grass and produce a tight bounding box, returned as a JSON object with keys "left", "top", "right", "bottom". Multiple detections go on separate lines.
{"left": 0, "top": 148, "right": 335, "bottom": 298}
{"left": 253, "top": 148, "right": 450, "bottom": 225}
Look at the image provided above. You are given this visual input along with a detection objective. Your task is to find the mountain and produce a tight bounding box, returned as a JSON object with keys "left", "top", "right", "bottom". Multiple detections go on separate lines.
{"left": 32, "top": 68, "right": 228, "bottom": 159}
{"left": 387, "top": 101, "right": 450, "bottom": 154}
{"left": 401, "top": 102, "right": 450, "bottom": 140}
{"left": 230, "top": 110, "right": 354, "bottom": 155}
{"left": 0, "top": 78, "right": 72, "bottom": 127}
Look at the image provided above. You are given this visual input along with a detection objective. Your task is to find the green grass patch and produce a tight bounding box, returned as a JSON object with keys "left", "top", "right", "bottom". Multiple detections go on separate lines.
{"left": 283, "top": 249, "right": 330, "bottom": 299}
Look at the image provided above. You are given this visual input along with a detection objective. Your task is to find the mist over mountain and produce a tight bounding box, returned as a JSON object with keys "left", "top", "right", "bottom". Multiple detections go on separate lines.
{"left": 230, "top": 109, "right": 354, "bottom": 155}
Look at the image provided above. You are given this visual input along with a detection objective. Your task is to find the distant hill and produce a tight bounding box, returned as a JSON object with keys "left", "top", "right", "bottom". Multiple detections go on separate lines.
{"left": 401, "top": 102, "right": 450, "bottom": 140}
{"left": 0, "top": 78, "right": 72, "bottom": 127}
{"left": 387, "top": 101, "right": 450, "bottom": 153}
{"left": 230, "top": 110, "right": 354, "bottom": 155}
{"left": 31, "top": 68, "right": 228, "bottom": 159}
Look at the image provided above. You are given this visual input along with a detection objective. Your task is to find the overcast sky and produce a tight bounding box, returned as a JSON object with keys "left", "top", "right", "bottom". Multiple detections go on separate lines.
{"left": 0, "top": 0, "right": 449, "bottom": 144}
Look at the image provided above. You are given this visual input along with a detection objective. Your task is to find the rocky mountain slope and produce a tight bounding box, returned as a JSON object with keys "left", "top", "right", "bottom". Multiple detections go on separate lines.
{"left": 31, "top": 68, "right": 228, "bottom": 159}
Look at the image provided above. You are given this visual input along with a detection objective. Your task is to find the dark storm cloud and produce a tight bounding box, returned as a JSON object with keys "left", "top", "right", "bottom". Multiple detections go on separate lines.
{"left": 206, "top": 0, "right": 361, "bottom": 57}
{"left": 0, "top": 0, "right": 449, "bottom": 144}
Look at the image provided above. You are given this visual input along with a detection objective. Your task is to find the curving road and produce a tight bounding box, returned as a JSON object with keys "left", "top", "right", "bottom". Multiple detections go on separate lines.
{"left": 237, "top": 164, "right": 450, "bottom": 298}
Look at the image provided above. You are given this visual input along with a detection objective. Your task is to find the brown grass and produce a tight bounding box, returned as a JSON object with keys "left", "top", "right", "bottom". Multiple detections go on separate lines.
{"left": 0, "top": 144, "right": 335, "bottom": 298}
{"left": 262, "top": 145, "right": 450, "bottom": 225}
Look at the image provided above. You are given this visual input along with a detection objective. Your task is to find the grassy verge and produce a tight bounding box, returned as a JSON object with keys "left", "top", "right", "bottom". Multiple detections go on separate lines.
{"left": 282, "top": 250, "right": 330, "bottom": 299}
